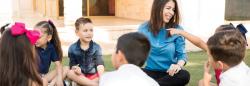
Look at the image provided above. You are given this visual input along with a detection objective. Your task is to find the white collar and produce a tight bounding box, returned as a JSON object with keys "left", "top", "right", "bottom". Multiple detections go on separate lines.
{"left": 118, "top": 64, "right": 140, "bottom": 70}
{"left": 220, "top": 61, "right": 249, "bottom": 78}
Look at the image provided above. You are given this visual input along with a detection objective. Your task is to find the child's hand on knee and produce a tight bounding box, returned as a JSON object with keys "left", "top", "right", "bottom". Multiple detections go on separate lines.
{"left": 72, "top": 66, "right": 82, "bottom": 75}
{"left": 75, "top": 67, "right": 82, "bottom": 75}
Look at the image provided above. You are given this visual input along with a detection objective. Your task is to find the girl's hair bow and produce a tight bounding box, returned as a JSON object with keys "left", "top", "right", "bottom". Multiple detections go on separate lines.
{"left": 11, "top": 22, "right": 41, "bottom": 45}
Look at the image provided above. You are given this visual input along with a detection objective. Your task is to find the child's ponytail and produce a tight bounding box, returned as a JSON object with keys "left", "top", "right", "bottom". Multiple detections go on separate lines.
{"left": 47, "top": 20, "right": 63, "bottom": 61}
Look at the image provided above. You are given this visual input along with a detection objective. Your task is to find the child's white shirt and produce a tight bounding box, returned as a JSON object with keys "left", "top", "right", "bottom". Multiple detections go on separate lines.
{"left": 99, "top": 64, "right": 159, "bottom": 86}
{"left": 220, "top": 61, "right": 250, "bottom": 86}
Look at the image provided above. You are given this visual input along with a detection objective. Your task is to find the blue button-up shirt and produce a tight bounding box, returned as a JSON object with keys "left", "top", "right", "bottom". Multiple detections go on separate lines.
{"left": 68, "top": 40, "right": 104, "bottom": 74}
{"left": 138, "top": 22, "right": 187, "bottom": 72}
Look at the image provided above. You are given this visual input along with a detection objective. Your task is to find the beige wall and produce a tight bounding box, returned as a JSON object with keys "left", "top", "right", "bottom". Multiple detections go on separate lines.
{"left": 35, "top": 0, "right": 45, "bottom": 16}
{"left": 35, "top": 0, "right": 58, "bottom": 17}
{"left": 11, "top": 0, "right": 34, "bottom": 18}
{"left": 115, "top": 0, "right": 153, "bottom": 20}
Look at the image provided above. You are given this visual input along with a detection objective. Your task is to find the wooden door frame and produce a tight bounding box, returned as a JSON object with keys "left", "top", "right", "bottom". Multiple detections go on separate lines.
{"left": 57, "top": 0, "right": 64, "bottom": 19}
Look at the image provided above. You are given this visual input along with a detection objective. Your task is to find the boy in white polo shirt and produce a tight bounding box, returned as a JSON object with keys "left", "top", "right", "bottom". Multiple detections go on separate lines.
{"left": 203, "top": 28, "right": 250, "bottom": 86}
{"left": 99, "top": 32, "right": 159, "bottom": 86}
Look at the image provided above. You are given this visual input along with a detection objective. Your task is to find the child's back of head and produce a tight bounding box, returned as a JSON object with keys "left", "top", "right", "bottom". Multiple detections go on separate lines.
{"left": 100, "top": 32, "right": 158, "bottom": 86}
{"left": 207, "top": 25, "right": 246, "bottom": 67}
{"left": 0, "top": 22, "right": 42, "bottom": 86}
{"left": 207, "top": 24, "right": 250, "bottom": 86}
{"left": 116, "top": 32, "right": 150, "bottom": 67}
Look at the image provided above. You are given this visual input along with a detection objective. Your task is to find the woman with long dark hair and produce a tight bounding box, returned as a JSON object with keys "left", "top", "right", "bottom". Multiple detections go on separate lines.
{"left": 138, "top": 0, "right": 190, "bottom": 86}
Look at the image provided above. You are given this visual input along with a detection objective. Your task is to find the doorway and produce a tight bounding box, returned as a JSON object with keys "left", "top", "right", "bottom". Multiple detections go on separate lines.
{"left": 83, "top": 0, "right": 115, "bottom": 16}
{"left": 59, "top": 0, "right": 64, "bottom": 16}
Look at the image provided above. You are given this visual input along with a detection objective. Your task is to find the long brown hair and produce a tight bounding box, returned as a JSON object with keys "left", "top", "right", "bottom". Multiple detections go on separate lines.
{"left": 35, "top": 21, "right": 63, "bottom": 61}
{"left": 149, "top": 0, "right": 180, "bottom": 36}
{"left": 0, "top": 29, "right": 43, "bottom": 86}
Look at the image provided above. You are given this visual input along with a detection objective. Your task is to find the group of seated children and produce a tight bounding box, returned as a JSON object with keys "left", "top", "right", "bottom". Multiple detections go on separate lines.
{"left": 0, "top": 18, "right": 104, "bottom": 86}
{"left": 0, "top": 17, "right": 250, "bottom": 86}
